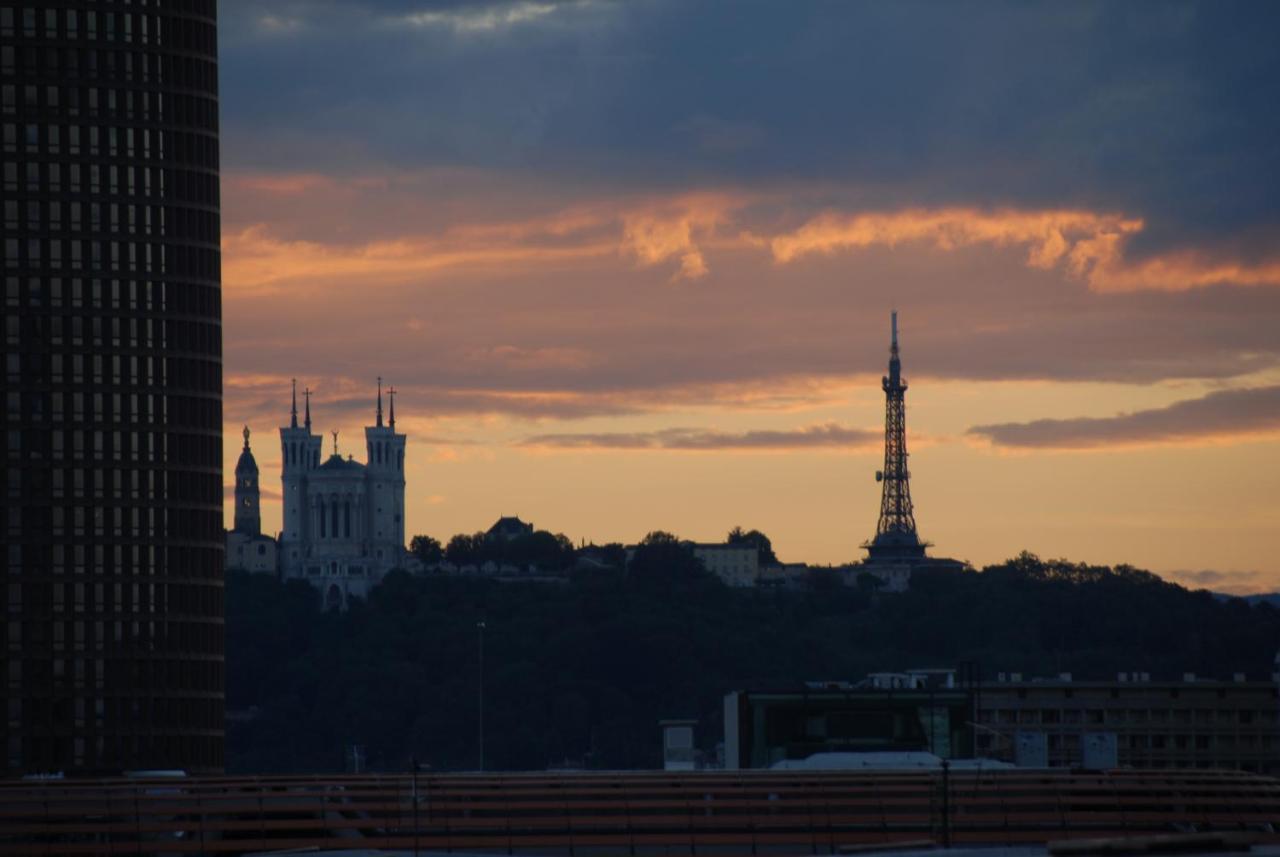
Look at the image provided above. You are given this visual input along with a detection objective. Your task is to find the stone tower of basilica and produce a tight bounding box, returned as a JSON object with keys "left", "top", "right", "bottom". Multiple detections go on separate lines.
{"left": 278, "top": 379, "right": 408, "bottom": 609}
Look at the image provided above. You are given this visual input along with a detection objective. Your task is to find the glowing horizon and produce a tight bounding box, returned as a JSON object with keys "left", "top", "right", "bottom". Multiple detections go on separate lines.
{"left": 217, "top": 2, "right": 1280, "bottom": 595}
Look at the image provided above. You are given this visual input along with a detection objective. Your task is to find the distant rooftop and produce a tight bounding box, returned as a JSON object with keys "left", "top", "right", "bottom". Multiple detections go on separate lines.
{"left": 487, "top": 516, "right": 534, "bottom": 541}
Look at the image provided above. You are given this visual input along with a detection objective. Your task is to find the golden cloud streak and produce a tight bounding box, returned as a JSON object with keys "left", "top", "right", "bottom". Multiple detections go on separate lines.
{"left": 222, "top": 168, "right": 1280, "bottom": 293}
{"left": 771, "top": 207, "right": 1143, "bottom": 272}
{"left": 222, "top": 224, "right": 616, "bottom": 293}
{"left": 1085, "top": 246, "right": 1280, "bottom": 292}
{"left": 519, "top": 422, "right": 881, "bottom": 453}
{"left": 620, "top": 193, "right": 741, "bottom": 281}
{"left": 222, "top": 369, "right": 868, "bottom": 427}
{"left": 770, "top": 207, "right": 1280, "bottom": 292}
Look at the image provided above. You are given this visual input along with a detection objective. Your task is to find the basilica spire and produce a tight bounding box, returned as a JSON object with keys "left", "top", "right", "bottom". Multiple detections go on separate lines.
{"left": 290, "top": 378, "right": 298, "bottom": 428}
{"left": 376, "top": 376, "right": 384, "bottom": 428}
{"left": 388, "top": 385, "right": 397, "bottom": 430}
{"left": 304, "top": 387, "right": 312, "bottom": 430}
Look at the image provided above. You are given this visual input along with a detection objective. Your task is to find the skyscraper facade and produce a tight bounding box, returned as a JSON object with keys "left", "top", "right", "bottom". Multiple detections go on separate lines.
{"left": 2, "top": 1, "right": 223, "bottom": 774}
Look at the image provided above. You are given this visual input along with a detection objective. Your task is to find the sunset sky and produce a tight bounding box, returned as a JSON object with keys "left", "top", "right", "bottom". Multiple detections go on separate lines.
{"left": 217, "top": 1, "right": 1280, "bottom": 593}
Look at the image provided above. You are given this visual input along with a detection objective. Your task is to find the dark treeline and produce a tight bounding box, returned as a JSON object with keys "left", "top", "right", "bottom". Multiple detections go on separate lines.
{"left": 409, "top": 525, "right": 776, "bottom": 572}
{"left": 225, "top": 548, "right": 1280, "bottom": 774}
{"left": 412, "top": 530, "right": 579, "bottom": 571}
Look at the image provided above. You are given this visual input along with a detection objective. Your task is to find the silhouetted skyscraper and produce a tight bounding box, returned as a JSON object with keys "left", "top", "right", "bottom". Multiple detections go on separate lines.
{"left": 1, "top": 1, "right": 223, "bottom": 774}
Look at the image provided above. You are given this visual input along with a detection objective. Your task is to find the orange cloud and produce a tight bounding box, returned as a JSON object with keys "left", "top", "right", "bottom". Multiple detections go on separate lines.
{"left": 466, "top": 345, "right": 595, "bottom": 371}
{"left": 620, "top": 194, "right": 740, "bottom": 281}
{"left": 770, "top": 207, "right": 1280, "bottom": 292}
{"left": 520, "top": 422, "right": 880, "bottom": 452}
{"left": 1079, "top": 241, "right": 1280, "bottom": 292}
{"left": 221, "top": 368, "right": 869, "bottom": 428}
{"left": 224, "top": 187, "right": 757, "bottom": 291}
{"left": 222, "top": 223, "right": 616, "bottom": 293}
{"left": 771, "top": 207, "right": 1143, "bottom": 272}
{"left": 224, "top": 167, "right": 1280, "bottom": 293}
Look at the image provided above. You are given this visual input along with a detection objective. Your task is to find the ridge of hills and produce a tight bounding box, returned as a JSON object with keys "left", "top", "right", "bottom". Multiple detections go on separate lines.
{"left": 226, "top": 549, "right": 1280, "bottom": 774}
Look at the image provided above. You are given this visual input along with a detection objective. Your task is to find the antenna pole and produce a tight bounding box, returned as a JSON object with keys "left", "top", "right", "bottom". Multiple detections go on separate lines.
{"left": 867, "top": 311, "right": 924, "bottom": 561}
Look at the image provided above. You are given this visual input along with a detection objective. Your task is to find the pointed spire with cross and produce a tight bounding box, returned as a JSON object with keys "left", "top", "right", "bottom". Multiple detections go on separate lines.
{"left": 290, "top": 378, "right": 298, "bottom": 428}
{"left": 304, "top": 387, "right": 312, "bottom": 430}
{"left": 376, "top": 376, "right": 384, "bottom": 427}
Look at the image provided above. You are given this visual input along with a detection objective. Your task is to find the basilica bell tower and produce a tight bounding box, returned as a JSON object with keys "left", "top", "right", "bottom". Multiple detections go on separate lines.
{"left": 234, "top": 427, "right": 262, "bottom": 536}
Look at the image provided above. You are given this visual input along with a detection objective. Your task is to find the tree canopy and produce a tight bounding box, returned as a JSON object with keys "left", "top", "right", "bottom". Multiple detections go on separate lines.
{"left": 433, "top": 528, "right": 576, "bottom": 572}
{"left": 409, "top": 535, "right": 444, "bottom": 565}
{"left": 727, "top": 526, "right": 779, "bottom": 565}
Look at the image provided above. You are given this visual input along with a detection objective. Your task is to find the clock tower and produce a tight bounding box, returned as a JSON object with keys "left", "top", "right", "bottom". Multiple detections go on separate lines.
{"left": 234, "top": 426, "right": 262, "bottom": 535}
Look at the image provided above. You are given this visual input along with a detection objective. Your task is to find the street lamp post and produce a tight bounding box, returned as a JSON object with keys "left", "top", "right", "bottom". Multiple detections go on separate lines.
{"left": 477, "top": 619, "right": 486, "bottom": 772}
{"left": 409, "top": 755, "right": 430, "bottom": 856}
{"left": 411, "top": 755, "right": 420, "bottom": 857}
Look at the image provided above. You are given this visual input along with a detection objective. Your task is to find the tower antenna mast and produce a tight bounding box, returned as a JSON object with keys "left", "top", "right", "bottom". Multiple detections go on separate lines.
{"left": 865, "top": 311, "right": 926, "bottom": 561}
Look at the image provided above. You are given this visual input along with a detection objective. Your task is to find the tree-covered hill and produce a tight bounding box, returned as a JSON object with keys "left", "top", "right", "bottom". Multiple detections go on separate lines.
{"left": 225, "top": 551, "right": 1280, "bottom": 774}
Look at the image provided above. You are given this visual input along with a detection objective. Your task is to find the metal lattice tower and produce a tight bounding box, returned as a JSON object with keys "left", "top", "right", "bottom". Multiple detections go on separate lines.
{"left": 865, "top": 311, "right": 927, "bottom": 561}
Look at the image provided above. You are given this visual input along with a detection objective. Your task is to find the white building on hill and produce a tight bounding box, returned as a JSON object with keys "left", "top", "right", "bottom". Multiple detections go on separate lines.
{"left": 278, "top": 380, "right": 408, "bottom": 609}
{"left": 689, "top": 543, "right": 760, "bottom": 588}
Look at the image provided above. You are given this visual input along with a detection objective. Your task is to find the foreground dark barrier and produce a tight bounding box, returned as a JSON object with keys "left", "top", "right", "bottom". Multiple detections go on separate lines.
{"left": 1, "top": 768, "right": 1277, "bottom": 856}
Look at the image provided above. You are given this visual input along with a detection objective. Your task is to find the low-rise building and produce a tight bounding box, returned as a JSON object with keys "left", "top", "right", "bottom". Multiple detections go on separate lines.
{"left": 725, "top": 669, "right": 1280, "bottom": 774}
{"left": 226, "top": 530, "right": 277, "bottom": 574}
{"left": 689, "top": 543, "right": 759, "bottom": 587}
{"left": 849, "top": 557, "right": 969, "bottom": 593}
{"left": 724, "top": 682, "right": 973, "bottom": 769}
{"left": 975, "top": 673, "right": 1280, "bottom": 773}
{"left": 756, "top": 563, "right": 810, "bottom": 589}
{"left": 852, "top": 562, "right": 912, "bottom": 593}
{"left": 487, "top": 516, "right": 534, "bottom": 542}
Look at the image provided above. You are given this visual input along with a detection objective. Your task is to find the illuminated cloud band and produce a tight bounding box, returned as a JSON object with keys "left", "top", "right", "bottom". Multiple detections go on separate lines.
{"left": 521, "top": 422, "right": 879, "bottom": 451}
{"left": 968, "top": 385, "right": 1280, "bottom": 450}
{"left": 223, "top": 175, "right": 1280, "bottom": 295}
{"left": 769, "top": 208, "right": 1280, "bottom": 293}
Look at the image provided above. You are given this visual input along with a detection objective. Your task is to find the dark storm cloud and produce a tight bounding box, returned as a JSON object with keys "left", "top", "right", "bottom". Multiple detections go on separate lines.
{"left": 521, "top": 423, "right": 878, "bottom": 451}
{"left": 967, "top": 385, "right": 1280, "bottom": 449}
{"left": 216, "top": 1, "right": 1280, "bottom": 417}
{"left": 219, "top": 1, "right": 1280, "bottom": 253}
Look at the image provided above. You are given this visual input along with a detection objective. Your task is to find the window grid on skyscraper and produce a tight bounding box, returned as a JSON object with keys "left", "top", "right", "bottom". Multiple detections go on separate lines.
{"left": 1, "top": 0, "right": 223, "bottom": 775}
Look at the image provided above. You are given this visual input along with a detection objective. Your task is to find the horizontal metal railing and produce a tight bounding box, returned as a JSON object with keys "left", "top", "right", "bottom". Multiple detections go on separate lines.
{"left": 0, "top": 768, "right": 1276, "bottom": 856}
